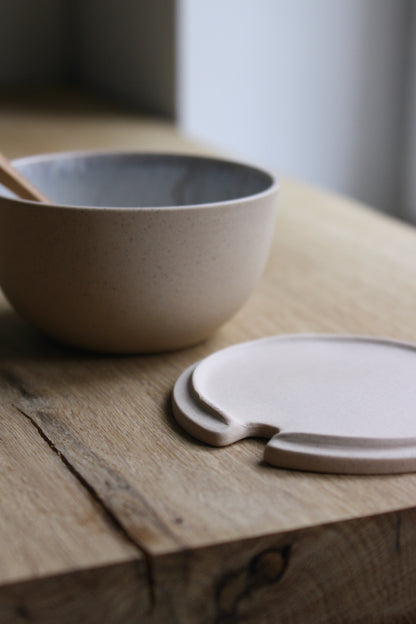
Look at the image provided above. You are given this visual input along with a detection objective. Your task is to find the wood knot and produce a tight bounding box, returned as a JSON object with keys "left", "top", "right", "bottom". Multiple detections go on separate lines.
{"left": 249, "top": 546, "right": 291, "bottom": 584}
{"left": 215, "top": 545, "right": 291, "bottom": 619}
{"left": 216, "top": 568, "right": 248, "bottom": 616}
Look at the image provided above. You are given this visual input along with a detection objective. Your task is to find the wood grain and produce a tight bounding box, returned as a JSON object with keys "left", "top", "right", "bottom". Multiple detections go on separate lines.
{"left": 0, "top": 384, "right": 139, "bottom": 587}
{"left": 0, "top": 561, "right": 150, "bottom": 624}
{"left": 147, "top": 507, "right": 416, "bottom": 623}
{"left": 2, "top": 88, "right": 416, "bottom": 621}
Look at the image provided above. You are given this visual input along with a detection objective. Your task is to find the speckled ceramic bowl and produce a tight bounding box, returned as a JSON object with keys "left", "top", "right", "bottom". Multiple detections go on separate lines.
{"left": 0, "top": 151, "right": 278, "bottom": 353}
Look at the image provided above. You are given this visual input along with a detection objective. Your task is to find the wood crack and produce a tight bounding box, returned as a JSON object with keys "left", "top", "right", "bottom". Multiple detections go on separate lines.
{"left": 15, "top": 405, "right": 158, "bottom": 612}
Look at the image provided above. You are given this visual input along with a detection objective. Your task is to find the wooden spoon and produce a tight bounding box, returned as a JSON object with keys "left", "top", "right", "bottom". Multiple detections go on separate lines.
{"left": 0, "top": 153, "right": 49, "bottom": 202}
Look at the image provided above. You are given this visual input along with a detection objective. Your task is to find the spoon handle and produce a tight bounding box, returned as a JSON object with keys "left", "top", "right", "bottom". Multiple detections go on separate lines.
{"left": 0, "top": 153, "right": 48, "bottom": 202}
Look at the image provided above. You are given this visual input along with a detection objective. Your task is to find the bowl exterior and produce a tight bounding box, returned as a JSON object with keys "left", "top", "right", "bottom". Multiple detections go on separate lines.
{"left": 0, "top": 191, "right": 278, "bottom": 353}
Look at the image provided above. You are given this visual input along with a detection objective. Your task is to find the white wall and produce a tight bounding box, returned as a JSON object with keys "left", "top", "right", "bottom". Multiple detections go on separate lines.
{"left": 178, "top": 0, "right": 409, "bottom": 214}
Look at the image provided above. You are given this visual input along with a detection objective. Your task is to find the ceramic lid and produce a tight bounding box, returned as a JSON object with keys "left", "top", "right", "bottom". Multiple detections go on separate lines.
{"left": 172, "top": 335, "right": 416, "bottom": 474}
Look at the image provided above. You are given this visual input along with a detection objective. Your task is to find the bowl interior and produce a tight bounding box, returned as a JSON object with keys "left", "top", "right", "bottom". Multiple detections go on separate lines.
{"left": 2, "top": 153, "right": 274, "bottom": 208}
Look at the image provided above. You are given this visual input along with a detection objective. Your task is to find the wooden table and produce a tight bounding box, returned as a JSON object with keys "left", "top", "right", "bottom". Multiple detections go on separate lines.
{"left": 2, "top": 90, "right": 416, "bottom": 623}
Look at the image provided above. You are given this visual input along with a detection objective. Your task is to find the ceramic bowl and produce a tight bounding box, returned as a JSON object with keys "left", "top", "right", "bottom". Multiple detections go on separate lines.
{"left": 0, "top": 151, "right": 278, "bottom": 353}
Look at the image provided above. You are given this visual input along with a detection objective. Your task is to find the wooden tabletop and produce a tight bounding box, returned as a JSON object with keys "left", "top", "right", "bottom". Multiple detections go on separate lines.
{"left": 2, "top": 90, "right": 416, "bottom": 623}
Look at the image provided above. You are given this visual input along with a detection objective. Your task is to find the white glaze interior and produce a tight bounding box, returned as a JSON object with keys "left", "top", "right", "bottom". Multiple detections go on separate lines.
{"left": 1, "top": 153, "right": 274, "bottom": 207}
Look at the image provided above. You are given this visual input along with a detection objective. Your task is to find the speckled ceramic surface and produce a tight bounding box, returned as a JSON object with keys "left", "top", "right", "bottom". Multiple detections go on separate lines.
{"left": 172, "top": 335, "right": 416, "bottom": 474}
{"left": 0, "top": 152, "right": 278, "bottom": 353}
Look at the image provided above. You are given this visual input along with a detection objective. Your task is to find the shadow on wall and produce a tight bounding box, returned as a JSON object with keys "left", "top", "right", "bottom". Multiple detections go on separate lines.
{"left": 0, "top": 0, "right": 176, "bottom": 117}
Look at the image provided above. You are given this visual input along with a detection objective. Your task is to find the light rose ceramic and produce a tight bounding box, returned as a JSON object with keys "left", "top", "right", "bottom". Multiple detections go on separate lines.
{"left": 173, "top": 335, "right": 416, "bottom": 474}
{"left": 0, "top": 152, "right": 278, "bottom": 353}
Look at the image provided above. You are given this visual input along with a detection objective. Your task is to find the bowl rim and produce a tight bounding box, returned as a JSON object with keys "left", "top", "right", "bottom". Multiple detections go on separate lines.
{"left": 5, "top": 150, "right": 279, "bottom": 212}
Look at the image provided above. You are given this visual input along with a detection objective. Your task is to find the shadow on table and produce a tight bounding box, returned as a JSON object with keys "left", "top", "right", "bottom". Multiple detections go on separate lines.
{"left": 0, "top": 306, "right": 203, "bottom": 410}
{"left": 0, "top": 308, "right": 62, "bottom": 360}
{"left": 0, "top": 307, "right": 157, "bottom": 363}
